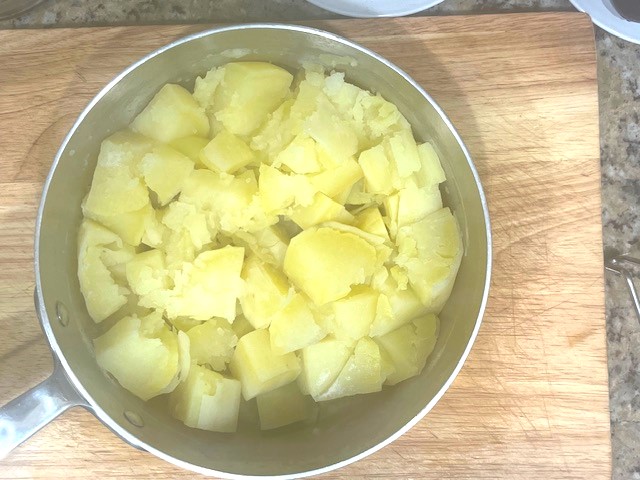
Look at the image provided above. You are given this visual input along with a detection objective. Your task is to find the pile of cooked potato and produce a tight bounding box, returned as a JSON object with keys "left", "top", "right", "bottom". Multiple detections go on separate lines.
{"left": 77, "top": 61, "right": 462, "bottom": 433}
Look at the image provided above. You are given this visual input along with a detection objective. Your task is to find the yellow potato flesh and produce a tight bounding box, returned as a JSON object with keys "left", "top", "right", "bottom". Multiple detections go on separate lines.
{"left": 139, "top": 145, "right": 194, "bottom": 205}
{"left": 186, "top": 318, "right": 238, "bottom": 371}
{"left": 79, "top": 61, "right": 462, "bottom": 433}
{"left": 200, "top": 130, "right": 255, "bottom": 173}
{"left": 269, "top": 293, "right": 326, "bottom": 355}
{"left": 239, "top": 254, "right": 291, "bottom": 329}
{"left": 131, "top": 84, "right": 209, "bottom": 142}
{"left": 169, "top": 135, "right": 210, "bottom": 166}
{"left": 300, "top": 337, "right": 352, "bottom": 399}
{"left": 211, "top": 62, "right": 294, "bottom": 136}
{"left": 169, "top": 364, "right": 241, "bottom": 433}
{"left": 315, "top": 337, "right": 383, "bottom": 401}
{"left": 84, "top": 202, "right": 156, "bottom": 247}
{"left": 83, "top": 131, "right": 152, "bottom": 218}
{"left": 229, "top": 329, "right": 301, "bottom": 400}
{"left": 329, "top": 286, "right": 379, "bottom": 341}
{"left": 93, "top": 311, "right": 183, "bottom": 400}
{"left": 395, "top": 208, "right": 462, "bottom": 310}
{"left": 167, "top": 246, "right": 244, "bottom": 322}
{"left": 375, "top": 313, "right": 439, "bottom": 385}
{"left": 289, "top": 192, "right": 353, "bottom": 229}
{"left": 284, "top": 227, "right": 377, "bottom": 306}
{"left": 125, "top": 249, "right": 169, "bottom": 297}
{"left": 77, "top": 219, "right": 129, "bottom": 323}
{"left": 275, "top": 134, "right": 321, "bottom": 174}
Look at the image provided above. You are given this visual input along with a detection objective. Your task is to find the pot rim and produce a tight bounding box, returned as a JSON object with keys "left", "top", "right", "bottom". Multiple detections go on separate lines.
{"left": 34, "top": 22, "right": 492, "bottom": 479}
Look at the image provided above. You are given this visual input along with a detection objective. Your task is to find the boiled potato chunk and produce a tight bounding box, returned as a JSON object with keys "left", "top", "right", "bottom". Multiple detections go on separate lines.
{"left": 140, "top": 145, "right": 194, "bottom": 205}
{"left": 174, "top": 329, "right": 193, "bottom": 388}
{"left": 84, "top": 202, "right": 157, "bottom": 247}
{"left": 291, "top": 76, "right": 324, "bottom": 123}
{"left": 300, "top": 337, "right": 352, "bottom": 399}
{"left": 125, "top": 249, "right": 169, "bottom": 297}
{"left": 290, "top": 192, "right": 353, "bottom": 229}
{"left": 187, "top": 318, "right": 238, "bottom": 371}
{"left": 370, "top": 278, "right": 425, "bottom": 337}
{"left": 284, "top": 227, "right": 377, "bottom": 306}
{"left": 229, "top": 329, "right": 301, "bottom": 400}
{"left": 345, "top": 179, "right": 375, "bottom": 206}
{"left": 269, "top": 293, "right": 325, "bottom": 355}
{"left": 393, "top": 182, "right": 443, "bottom": 228}
{"left": 309, "top": 158, "right": 363, "bottom": 202}
{"left": 94, "top": 311, "right": 182, "bottom": 400}
{"left": 358, "top": 144, "right": 394, "bottom": 195}
{"left": 329, "top": 286, "right": 378, "bottom": 341}
{"left": 258, "top": 164, "right": 315, "bottom": 213}
{"left": 100, "top": 241, "right": 135, "bottom": 283}
{"left": 78, "top": 219, "right": 129, "bottom": 323}
{"left": 257, "top": 382, "right": 315, "bottom": 430}
{"left": 79, "top": 248, "right": 128, "bottom": 322}
{"left": 181, "top": 169, "right": 265, "bottom": 234}
{"left": 239, "top": 255, "right": 291, "bottom": 329}
{"left": 250, "top": 99, "right": 296, "bottom": 159}
{"left": 162, "top": 200, "right": 213, "bottom": 251}
{"left": 316, "top": 337, "right": 383, "bottom": 401}
{"left": 78, "top": 216, "right": 124, "bottom": 252}
{"left": 161, "top": 229, "right": 198, "bottom": 271}
{"left": 376, "top": 313, "right": 439, "bottom": 385}
{"left": 200, "top": 130, "right": 256, "bottom": 173}
{"left": 386, "top": 129, "right": 421, "bottom": 178}
{"left": 354, "top": 206, "right": 389, "bottom": 241}
{"left": 141, "top": 208, "right": 165, "bottom": 248}
{"left": 131, "top": 84, "right": 209, "bottom": 142}
{"left": 356, "top": 92, "right": 410, "bottom": 141}
{"left": 395, "top": 208, "right": 462, "bottom": 310}
{"left": 303, "top": 94, "right": 358, "bottom": 164}
{"left": 254, "top": 225, "right": 291, "bottom": 267}
{"left": 169, "top": 364, "right": 241, "bottom": 433}
{"left": 415, "top": 142, "right": 446, "bottom": 187}
{"left": 193, "top": 67, "right": 225, "bottom": 112}
{"left": 212, "top": 62, "right": 294, "bottom": 136}
{"left": 323, "top": 71, "right": 361, "bottom": 117}
{"left": 167, "top": 246, "right": 244, "bottom": 322}
{"left": 234, "top": 225, "right": 289, "bottom": 269}
{"left": 169, "top": 135, "right": 210, "bottom": 166}
{"left": 83, "top": 131, "right": 152, "bottom": 218}
{"left": 275, "top": 134, "right": 321, "bottom": 174}
{"left": 319, "top": 221, "right": 387, "bottom": 248}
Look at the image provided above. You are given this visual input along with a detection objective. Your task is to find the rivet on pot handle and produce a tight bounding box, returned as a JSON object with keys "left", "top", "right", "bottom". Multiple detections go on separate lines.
{"left": 0, "top": 357, "right": 88, "bottom": 459}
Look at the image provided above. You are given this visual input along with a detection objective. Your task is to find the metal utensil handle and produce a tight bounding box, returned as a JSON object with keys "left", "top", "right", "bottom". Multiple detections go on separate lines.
{"left": 606, "top": 254, "right": 640, "bottom": 320}
{"left": 0, "top": 358, "right": 87, "bottom": 459}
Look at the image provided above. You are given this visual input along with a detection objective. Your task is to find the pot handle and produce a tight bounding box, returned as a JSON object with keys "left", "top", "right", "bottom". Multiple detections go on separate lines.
{"left": 0, "top": 357, "right": 88, "bottom": 459}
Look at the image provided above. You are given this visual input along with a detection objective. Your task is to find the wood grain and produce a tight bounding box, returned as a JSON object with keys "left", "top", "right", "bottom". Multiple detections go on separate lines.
{"left": 0, "top": 13, "right": 609, "bottom": 479}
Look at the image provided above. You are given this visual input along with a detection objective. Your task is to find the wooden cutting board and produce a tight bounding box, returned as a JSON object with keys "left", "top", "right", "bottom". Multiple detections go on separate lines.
{"left": 0, "top": 12, "right": 609, "bottom": 479}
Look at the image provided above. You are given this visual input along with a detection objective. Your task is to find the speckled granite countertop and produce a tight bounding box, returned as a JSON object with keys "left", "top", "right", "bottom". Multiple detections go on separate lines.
{"left": 1, "top": 0, "right": 638, "bottom": 477}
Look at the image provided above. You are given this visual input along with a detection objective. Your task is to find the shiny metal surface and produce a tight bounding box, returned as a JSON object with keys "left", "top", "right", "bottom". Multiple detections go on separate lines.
{"left": 605, "top": 248, "right": 640, "bottom": 322}
{"left": 4, "top": 23, "right": 491, "bottom": 478}
{"left": 0, "top": 329, "right": 88, "bottom": 459}
{"left": 0, "top": 361, "right": 86, "bottom": 458}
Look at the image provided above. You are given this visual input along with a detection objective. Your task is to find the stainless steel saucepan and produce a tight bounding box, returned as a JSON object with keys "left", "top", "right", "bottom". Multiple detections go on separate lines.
{"left": 0, "top": 24, "right": 491, "bottom": 478}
